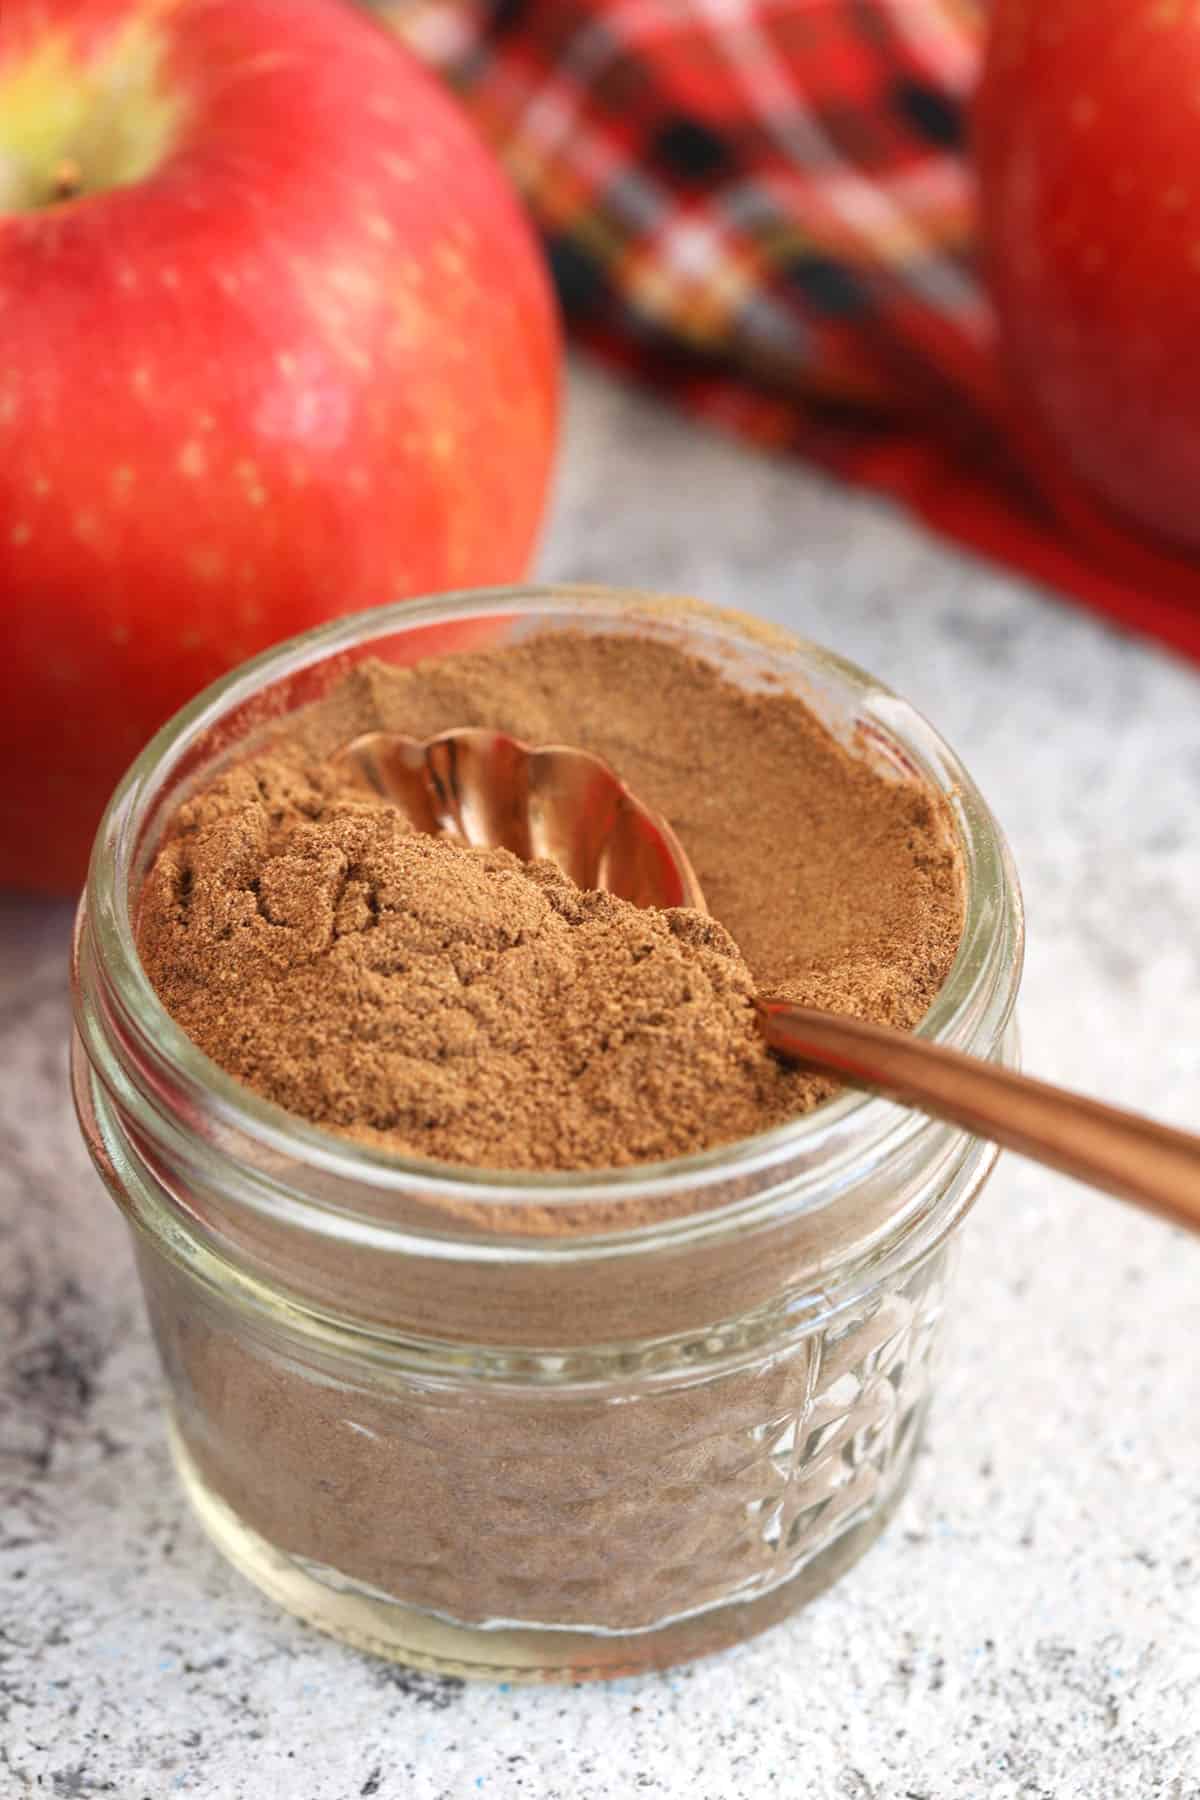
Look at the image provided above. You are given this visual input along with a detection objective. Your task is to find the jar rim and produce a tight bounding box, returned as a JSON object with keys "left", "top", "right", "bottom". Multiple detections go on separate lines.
{"left": 79, "top": 583, "right": 1024, "bottom": 1221}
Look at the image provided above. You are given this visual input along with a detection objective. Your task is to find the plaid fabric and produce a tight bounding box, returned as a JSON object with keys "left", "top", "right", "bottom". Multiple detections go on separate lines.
{"left": 368, "top": 0, "right": 1200, "bottom": 663}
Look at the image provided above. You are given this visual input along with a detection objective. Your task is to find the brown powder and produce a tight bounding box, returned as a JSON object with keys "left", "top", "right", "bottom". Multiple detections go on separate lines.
{"left": 137, "top": 631, "right": 963, "bottom": 1177}
{"left": 131, "top": 627, "right": 972, "bottom": 1657}
{"left": 141, "top": 819, "right": 801, "bottom": 1169}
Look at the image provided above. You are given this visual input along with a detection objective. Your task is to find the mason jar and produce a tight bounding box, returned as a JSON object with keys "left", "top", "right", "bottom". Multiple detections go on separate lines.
{"left": 71, "top": 585, "right": 1022, "bottom": 1681}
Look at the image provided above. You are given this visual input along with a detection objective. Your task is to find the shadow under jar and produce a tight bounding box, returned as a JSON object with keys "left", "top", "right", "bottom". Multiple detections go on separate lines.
{"left": 71, "top": 585, "right": 1023, "bottom": 1681}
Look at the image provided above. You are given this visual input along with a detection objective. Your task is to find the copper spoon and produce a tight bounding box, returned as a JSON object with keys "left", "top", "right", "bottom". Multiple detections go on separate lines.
{"left": 336, "top": 729, "right": 1200, "bottom": 1235}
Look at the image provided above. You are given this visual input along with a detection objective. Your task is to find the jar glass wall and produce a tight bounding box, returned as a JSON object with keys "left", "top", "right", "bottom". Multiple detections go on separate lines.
{"left": 71, "top": 586, "right": 1023, "bottom": 1680}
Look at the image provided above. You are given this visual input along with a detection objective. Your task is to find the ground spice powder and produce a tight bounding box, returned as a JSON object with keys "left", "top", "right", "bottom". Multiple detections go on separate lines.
{"left": 138, "top": 631, "right": 963, "bottom": 1175}
{"left": 134, "top": 627, "right": 969, "bottom": 1650}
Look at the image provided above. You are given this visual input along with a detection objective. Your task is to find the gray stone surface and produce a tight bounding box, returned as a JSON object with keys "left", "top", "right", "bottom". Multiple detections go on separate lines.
{"left": 2, "top": 364, "right": 1199, "bottom": 1799}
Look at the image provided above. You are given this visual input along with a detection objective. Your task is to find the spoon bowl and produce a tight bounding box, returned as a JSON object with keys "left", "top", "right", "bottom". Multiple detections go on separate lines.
{"left": 333, "top": 728, "right": 706, "bottom": 913}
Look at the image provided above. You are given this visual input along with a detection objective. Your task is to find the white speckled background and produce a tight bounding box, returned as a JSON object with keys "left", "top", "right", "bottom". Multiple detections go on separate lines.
{"left": 3, "top": 366, "right": 1199, "bottom": 1800}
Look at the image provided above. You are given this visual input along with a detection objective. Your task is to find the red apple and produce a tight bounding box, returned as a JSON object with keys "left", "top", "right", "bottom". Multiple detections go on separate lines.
{"left": 0, "top": 0, "right": 559, "bottom": 893}
{"left": 976, "top": 0, "right": 1200, "bottom": 555}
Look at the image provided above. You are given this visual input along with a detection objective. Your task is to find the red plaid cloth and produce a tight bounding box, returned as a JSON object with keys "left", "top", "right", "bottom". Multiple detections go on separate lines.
{"left": 371, "top": 0, "right": 1200, "bottom": 663}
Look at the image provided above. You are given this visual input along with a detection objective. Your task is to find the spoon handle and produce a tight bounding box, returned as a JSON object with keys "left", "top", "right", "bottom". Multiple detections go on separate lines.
{"left": 756, "top": 1000, "right": 1200, "bottom": 1234}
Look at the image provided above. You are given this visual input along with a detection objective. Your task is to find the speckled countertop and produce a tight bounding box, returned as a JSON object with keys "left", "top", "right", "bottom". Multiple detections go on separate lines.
{"left": 3, "top": 366, "right": 1199, "bottom": 1800}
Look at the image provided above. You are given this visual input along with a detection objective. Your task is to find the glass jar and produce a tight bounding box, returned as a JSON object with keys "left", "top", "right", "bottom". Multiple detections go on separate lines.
{"left": 71, "top": 585, "right": 1022, "bottom": 1681}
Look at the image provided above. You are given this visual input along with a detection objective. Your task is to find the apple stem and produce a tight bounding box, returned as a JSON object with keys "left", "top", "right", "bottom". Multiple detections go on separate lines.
{"left": 51, "top": 158, "right": 83, "bottom": 203}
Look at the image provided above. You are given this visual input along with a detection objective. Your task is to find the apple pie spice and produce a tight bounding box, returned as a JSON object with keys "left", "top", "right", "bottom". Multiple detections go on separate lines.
{"left": 138, "top": 631, "right": 963, "bottom": 1175}
{"left": 130, "top": 626, "right": 969, "bottom": 1654}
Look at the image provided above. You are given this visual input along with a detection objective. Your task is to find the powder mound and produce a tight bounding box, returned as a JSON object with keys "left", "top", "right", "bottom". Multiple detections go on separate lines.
{"left": 139, "top": 798, "right": 800, "bottom": 1171}
{"left": 138, "top": 630, "right": 967, "bottom": 1177}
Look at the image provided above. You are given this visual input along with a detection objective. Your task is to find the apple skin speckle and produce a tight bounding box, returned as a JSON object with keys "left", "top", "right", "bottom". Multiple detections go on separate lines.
{"left": 187, "top": 548, "right": 225, "bottom": 584}
{"left": 177, "top": 442, "right": 207, "bottom": 479}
